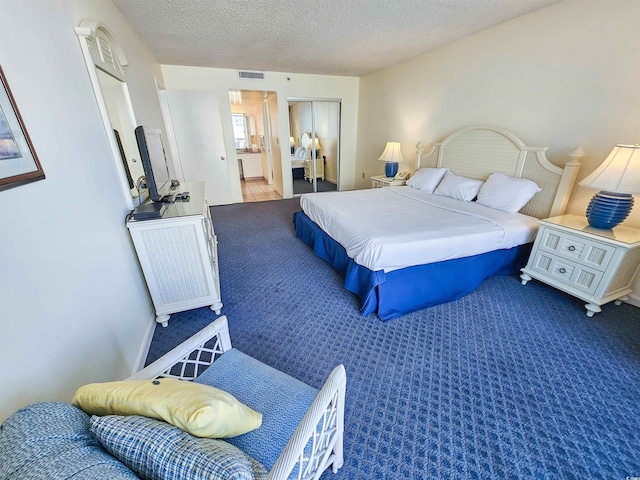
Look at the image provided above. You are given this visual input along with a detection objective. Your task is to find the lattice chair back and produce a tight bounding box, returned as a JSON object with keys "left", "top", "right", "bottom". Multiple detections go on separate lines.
{"left": 268, "top": 364, "right": 346, "bottom": 479}
{"left": 127, "top": 316, "right": 346, "bottom": 480}
{"left": 128, "top": 318, "right": 231, "bottom": 381}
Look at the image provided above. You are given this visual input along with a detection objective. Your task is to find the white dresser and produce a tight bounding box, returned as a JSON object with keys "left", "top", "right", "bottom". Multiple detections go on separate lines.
{"left": 126, "top": 182, "right": 222, "bottom": 327}
{"left": 520, "top": 214, "right": 640, "bottom": 317}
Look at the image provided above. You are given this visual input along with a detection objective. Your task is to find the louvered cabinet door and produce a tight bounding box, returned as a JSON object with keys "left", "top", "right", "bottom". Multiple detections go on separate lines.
{"left": 520, "top": 214, "right": 640, "bottom": 317}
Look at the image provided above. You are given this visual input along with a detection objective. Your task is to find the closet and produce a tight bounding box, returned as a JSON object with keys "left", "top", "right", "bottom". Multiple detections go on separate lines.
{"left": 288, "top": 99, "right": 340, "bottom": 195}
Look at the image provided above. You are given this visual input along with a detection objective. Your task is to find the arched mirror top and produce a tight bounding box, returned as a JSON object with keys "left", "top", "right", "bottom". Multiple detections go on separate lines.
{"left": 299, "top": 131, "right": 311, "bottom": 149}
{"left": 75, "top": 20, "right": 128, "bottom": 82}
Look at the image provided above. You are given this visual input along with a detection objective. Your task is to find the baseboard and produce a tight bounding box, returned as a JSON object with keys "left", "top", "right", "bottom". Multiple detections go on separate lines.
{"left": 132, "top": 315, "right": 156, "bottom": 375}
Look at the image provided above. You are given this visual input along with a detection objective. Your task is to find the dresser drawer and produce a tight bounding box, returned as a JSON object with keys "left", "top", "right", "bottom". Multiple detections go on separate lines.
{"left": 537, "top": 226, "right": 616, "bottom": 272}
{"left": 528, "top": 251, "right": 604, "bottom": 295}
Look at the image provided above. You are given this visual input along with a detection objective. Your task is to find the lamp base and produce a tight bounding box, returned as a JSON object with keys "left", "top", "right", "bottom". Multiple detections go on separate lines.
{"left": 385, "top": 162, "right": 398, "bottom": 178}
{"left": 585, "top": 191, "right": 633, "bottom": 229}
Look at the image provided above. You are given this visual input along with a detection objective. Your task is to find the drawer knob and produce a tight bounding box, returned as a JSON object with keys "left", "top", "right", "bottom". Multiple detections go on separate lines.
{"left": 568, "top": 245, "right": 576, "bottom": 252}
{"left": 559, "top": 267, "right": 567, "bottom": 274}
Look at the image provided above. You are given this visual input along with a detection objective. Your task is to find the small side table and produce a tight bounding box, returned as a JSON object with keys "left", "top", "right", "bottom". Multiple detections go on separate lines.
{"left": 520, "top": 214, "right": 640, "bottom": 317}
{"left": 370, "top": 175, "right": 407, "bottom": 188}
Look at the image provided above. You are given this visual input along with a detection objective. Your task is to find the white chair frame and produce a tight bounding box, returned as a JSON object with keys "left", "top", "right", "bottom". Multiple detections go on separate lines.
{"left": 128, "top": 316, "right": 346, "bottom": 480}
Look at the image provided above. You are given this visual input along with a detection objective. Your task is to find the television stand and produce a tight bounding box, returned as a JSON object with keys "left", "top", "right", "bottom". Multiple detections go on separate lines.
{"left": 126, "top": 182, "right": 222, "bottom": 327}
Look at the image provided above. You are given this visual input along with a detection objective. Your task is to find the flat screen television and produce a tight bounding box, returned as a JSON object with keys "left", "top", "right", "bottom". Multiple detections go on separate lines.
{"left": 135, "top": 125, "right": 171, "bottom": 202}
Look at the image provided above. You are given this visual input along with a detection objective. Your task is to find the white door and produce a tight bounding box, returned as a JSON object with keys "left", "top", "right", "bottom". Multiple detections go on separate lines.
{"left": 166, "top": 90, "right": 233, "bottom": 205}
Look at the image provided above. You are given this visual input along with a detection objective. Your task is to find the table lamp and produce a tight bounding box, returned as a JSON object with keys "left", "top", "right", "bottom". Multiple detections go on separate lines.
{"left": 311, "top": 137, "right": 321, "bottom": 159}
{"left": 378, "top": 141, "right": 403, "bottom": 178}
{"left": 289, "top": 136, "right": 295, "bottom": 154}
{"left": 579, "top": 144, "right": 640, "bottom": 229}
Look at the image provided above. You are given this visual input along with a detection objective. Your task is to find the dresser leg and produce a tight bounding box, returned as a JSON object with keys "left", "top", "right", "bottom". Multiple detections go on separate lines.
{"left": 520, "top": 272, "right": 532, "bottom": 285}
{"left": 585, "top": 303, "right": 601, "bottom": 317}
{"left": 614, "top": 295, "right": 629, "bottom": 306}
{"left": 156, "top": 314, "right": 170, "bottom": 327}
{"left": 209, "top": 302, "right": 223, "bottom": 315}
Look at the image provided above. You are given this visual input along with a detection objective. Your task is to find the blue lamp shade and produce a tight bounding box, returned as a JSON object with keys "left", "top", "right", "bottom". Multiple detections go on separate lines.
{"left": 378, "top": 141, "right": 403, "bottom": 178}
{"left": 579, "top": 145, "right": 640, "bottom": 229}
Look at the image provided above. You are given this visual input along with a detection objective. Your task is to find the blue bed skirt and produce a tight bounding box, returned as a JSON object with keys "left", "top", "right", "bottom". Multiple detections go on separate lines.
{"left": 293, "top": 210, "right": 532, "bottom": 321}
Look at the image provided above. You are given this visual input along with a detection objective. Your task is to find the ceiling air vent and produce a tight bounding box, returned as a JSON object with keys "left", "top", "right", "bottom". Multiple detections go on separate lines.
{"left": 238, "top": 70, "right": 265, "bottom": 80}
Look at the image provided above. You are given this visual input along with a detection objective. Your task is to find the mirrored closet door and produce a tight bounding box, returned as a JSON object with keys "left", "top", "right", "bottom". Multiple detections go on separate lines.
{"left": 288, "top": 98, "right": 340, "bottom": 195}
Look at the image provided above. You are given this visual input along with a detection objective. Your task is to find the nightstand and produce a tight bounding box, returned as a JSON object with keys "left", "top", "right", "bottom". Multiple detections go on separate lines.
{"left": 520, "top": 214, "right": 640, "bottom": 317}
{"left": 370, "top": 175, "right": 407, "bottom": 188}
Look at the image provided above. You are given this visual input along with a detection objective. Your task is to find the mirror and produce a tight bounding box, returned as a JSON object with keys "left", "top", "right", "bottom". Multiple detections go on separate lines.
{"left": 232, "top": 113, "right": 248, "bottom": 149}
{"left": 95, "top": 69, "right": 143, "bottom": 191}
{"left": 289, "top": 99, "right": 340, "bottom": 195}
{"left": 75, "top": 20, "right": 142, "bottom": 207}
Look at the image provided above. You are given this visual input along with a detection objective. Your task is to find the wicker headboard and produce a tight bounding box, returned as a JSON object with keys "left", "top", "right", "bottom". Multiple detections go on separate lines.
{"left": 415, "top": 126, "right": 580, "bottom": 219}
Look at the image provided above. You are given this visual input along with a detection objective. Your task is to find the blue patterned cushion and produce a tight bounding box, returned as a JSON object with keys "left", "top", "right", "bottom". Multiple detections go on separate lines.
{"left": 0, "top": 402, "right": 137, "bottom": 479}
{"left": 195, "top": 349, "right": 319, "bottom": 471}
{"left": 91, "top": 414, "right": 267, "bottom": 480}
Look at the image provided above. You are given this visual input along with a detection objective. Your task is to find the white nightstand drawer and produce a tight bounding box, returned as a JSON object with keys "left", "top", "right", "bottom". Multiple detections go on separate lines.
{"left": 529, "top": 251, "right": 604, "bottom": 295}
{"left": 522, "top": 214, "right": 640, "bottom": 316}
{"left": 538, "top": 227, "right": 615, "bottom": 272}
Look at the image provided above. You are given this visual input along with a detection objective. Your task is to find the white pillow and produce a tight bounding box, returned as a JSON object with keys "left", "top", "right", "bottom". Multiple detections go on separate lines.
{"left": 406, "top": 167, "right": 449, "bottom": 193}
{"left": 476, "top": 172, "right": 541, "bottom": 213}
{"left": 433, "top": 171, "right": 484, "bottom": 201}
{"left": 294, "top": 146, "right": 305, "bottom": 158}
{"left": 302, "top": 149, "right": 312, "bottom": 159}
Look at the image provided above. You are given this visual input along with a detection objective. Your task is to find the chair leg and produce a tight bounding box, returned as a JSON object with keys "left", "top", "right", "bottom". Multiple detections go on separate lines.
{"left": 332, "top": 434, "right": 344, "bottom": 472}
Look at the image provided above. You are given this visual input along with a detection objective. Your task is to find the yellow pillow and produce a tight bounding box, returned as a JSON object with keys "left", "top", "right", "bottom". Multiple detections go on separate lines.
{"left": 72, "top": 378, "right": 261, "bottom": 438}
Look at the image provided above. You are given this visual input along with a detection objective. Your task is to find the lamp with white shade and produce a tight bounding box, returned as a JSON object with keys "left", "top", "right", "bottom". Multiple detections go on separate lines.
{"left": 311, "top": 137, "right": 321, "bottom": 159}
{"left": 378, "top": 141, "right": 403, "bottom": 178}
{"left": 289, "top": 136, "right": 295, "bottom": 154}
{"left": 579, "top": 144, "right": 640, "bottom": 229}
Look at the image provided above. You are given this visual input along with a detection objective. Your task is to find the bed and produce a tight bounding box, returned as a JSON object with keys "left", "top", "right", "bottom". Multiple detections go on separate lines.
{"left": 294, "top": 126, "right": 581, "bottom": 320}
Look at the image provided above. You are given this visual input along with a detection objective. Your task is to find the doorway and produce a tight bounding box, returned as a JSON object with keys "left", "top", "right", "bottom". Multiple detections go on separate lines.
{"left": 229, "top": 89, "right": 283, "bottom": 203}
{"left": 288, "top": 99, "right": 341, "bottom": 195}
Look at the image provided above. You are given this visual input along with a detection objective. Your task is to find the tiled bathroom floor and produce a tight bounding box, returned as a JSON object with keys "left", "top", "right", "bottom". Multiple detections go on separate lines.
{"left": 241, "top": 178, "right": 282, "bottom": 202}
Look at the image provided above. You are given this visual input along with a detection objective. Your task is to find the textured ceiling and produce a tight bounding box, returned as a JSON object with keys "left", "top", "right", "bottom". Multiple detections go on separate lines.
{"left": 111, "top": 0, "right": 562, "bottom": 77}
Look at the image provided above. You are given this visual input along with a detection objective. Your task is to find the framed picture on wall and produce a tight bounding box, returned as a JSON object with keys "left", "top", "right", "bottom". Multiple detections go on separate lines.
{"left": 0, "top": 65, "right": 45, "bottom": 191}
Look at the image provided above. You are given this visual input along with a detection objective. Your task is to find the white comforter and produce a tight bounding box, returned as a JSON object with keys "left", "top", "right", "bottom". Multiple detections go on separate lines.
{"left": 300, "top": 186, "right": 539, "bottom": 272}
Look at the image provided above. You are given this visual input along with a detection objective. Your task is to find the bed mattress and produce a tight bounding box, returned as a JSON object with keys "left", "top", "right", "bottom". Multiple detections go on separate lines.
{"left": 300, "top": 186, "right": 539, "bottom": 273}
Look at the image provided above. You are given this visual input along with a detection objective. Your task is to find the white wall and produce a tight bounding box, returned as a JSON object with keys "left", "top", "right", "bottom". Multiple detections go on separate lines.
{"left": 267, "top": 93, "right": 284, "bottom": 196}
{"left": 0, "top": 0, "right": 167, "bottom": 422}
{"left": 161, "top": 65, "right": 360, "bottom": 201}
{"left": 356, "top": 0, "right": 640, "bottom": 305}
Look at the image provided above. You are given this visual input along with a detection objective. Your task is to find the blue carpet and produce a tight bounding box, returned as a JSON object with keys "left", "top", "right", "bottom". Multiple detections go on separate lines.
{"left": 146, "top": 198, "right": 640, "bottom": 479}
